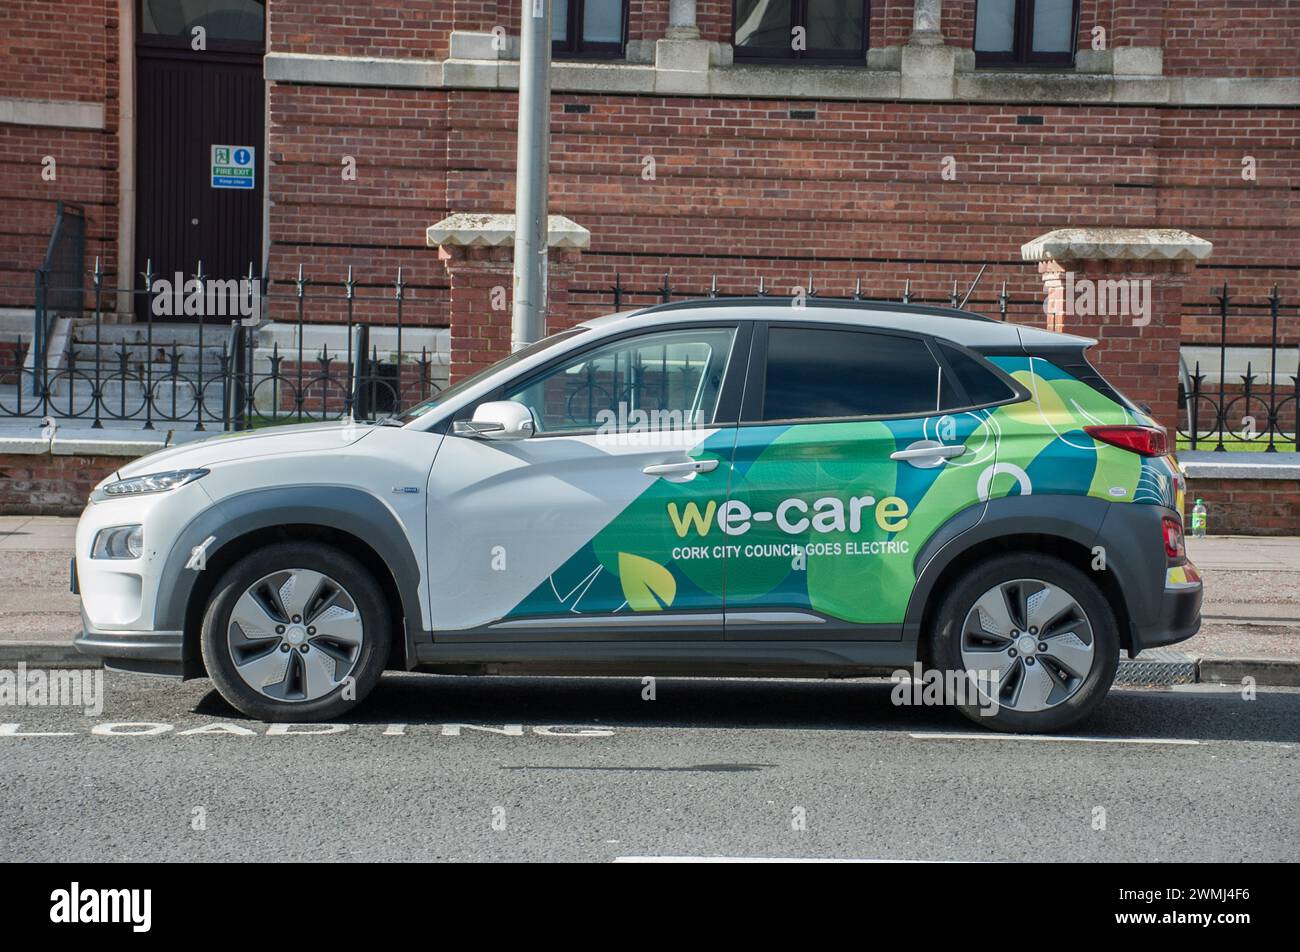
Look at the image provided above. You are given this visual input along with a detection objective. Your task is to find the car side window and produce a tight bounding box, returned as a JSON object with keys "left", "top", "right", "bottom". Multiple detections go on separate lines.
{"left": 938, "top": 342, "right": 1018, "bottom": 409}
{"left": 761, "top": 326, "right": 942, "bottom": 420}
{"left": 505, "top": 327, "right": 737, "bottom": 434}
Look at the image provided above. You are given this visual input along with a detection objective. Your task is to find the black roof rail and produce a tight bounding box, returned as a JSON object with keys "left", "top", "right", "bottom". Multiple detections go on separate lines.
{"left": 629, "top": 295, "right": 996, "bottom": 323}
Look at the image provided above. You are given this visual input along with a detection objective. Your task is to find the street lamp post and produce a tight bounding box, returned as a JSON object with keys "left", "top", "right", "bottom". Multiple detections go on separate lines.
{"left": 512, "top": 0, "right": 552, "bottom": 351}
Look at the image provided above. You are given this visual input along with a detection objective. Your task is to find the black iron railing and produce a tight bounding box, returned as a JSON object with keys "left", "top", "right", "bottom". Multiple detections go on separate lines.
{"left": 1179, "top": 285, "right": 1298, "bottom": 452}
{"left": 2, "top": 260, "right": 446, "bottom": 430}
{"left": 5, "top": 260, "right": 1295, "bottom": 451}
{"left": 592, "top": 271, "right": 1012, "bottom": 317}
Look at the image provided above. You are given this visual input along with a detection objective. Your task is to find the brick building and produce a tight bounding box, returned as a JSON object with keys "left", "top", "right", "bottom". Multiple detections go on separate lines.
{"left": 2, "top": 1, "right": 1297, "bottom": 394}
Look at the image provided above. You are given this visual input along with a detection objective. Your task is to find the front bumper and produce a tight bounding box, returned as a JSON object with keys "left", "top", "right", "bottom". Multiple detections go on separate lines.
{"left": 75, "top": 618, "right": 184, "bottom": 678}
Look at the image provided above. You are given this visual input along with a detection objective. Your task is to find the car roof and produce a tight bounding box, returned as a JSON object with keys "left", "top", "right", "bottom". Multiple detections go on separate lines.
{"left": 579, "top": 297, "right": 1091, "bottom": 350}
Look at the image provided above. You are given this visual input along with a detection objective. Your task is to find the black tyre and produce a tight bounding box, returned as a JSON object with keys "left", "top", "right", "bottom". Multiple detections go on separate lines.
{"left": 928, "top": 553, "right": 1120, "bottom": 733}
{"left": 200, "top": 542, "right": 391, "bottom": 721}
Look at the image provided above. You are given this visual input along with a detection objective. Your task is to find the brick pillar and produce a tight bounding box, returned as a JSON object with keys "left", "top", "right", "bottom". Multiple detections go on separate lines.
{"left": 427, "top": 213, "right": 590, "bottom": 382}
{"left": 438, "top": 244, "right": 513, "bottom": 382}
{"left": 1022, "top": 228, "right": 1213, "bottom": 435}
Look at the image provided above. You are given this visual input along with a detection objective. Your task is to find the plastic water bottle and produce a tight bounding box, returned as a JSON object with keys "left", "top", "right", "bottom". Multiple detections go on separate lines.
{"left": 1191, "top": 499, "right": 1207, "bottom": 538}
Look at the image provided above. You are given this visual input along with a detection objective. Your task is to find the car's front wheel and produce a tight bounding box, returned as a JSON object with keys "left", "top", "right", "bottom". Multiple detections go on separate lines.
{"left": 200, "top": 542, "right": 390, "bottom": 721}
{"left": 929, "top": 553, "right": 1120, "bottom": 733}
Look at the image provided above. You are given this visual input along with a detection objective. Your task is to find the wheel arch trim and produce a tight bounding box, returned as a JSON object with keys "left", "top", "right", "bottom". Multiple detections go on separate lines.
{"left": 154, "top": 485, "right": 424, "bottom": 673}
{"left": 905, "top": 496, "right": 1152, "bottom": 652}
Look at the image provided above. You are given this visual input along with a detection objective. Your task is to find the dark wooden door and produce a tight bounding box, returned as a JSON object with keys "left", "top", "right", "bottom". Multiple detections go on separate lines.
{"left": 135, "top": 47, "right": 263, "bottom": 321}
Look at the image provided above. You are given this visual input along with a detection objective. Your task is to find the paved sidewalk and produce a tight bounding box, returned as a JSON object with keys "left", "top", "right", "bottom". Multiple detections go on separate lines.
{"left": 1, "top": 516, "right": 1297, "bottom": 679}
{"left": 0, "top": 516, "right": 80, "bottom": 641}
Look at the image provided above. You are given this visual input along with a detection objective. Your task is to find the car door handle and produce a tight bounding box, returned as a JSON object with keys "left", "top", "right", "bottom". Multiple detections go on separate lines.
{"left": 890, "top": 444, "right": 966, "bottom": 461}
{"left": 642, "top": 459, "right": 720, "bottom": 477}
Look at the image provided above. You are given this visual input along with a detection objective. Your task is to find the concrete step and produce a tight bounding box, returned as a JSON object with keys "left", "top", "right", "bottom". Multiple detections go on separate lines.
{"left": 68, "top": 321, "right": 232, "bottom": 370}
{"left": 68, "top": 321, "right": 230, "bottom": 346}
{"left": 67, "top": 343, "right": 229, "bottom": 369}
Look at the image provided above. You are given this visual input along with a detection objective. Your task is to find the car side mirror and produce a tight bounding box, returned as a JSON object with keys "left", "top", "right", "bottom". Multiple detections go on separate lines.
{"left": 452, "top": 401, "right": 535, "bottom": 441}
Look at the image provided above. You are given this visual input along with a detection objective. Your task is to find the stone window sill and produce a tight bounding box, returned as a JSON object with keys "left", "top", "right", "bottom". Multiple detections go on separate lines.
{"left": 263, "top": 50, "right": 1300, "bottom": 107}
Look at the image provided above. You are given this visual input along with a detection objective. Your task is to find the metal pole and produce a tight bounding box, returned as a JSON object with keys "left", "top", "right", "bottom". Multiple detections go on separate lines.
{"left": 512, "top": 0, "right": 551, "bottom": 351}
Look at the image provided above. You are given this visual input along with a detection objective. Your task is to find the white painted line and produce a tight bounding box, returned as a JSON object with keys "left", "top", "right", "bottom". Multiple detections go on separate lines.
{"left": 909, "top": 732, "right": 1200, "bottom": 745}
{"left": 615, "top": 856, "right": 938, "bottom": 864}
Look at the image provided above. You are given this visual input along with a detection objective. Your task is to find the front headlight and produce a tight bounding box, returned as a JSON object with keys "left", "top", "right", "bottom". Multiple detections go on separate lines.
{"left": 91, "top": 468, "right": 208, "bottom": 502}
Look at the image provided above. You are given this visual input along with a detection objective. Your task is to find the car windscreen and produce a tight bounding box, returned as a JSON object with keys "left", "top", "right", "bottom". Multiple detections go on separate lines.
{"left": 394, "top": 326, "right": 589, "bottom": 424}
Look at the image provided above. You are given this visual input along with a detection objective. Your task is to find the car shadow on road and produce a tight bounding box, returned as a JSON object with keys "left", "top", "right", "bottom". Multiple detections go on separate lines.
{"left": 188, "top": 674, "right": 1300, "bottom": 743}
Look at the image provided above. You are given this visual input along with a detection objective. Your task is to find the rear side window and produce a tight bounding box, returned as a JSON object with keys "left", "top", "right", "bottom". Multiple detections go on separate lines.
{"left": 762, "top": 327, "right": 942, "bottom": 420}
{"left": 938, "top": 343, "right": 1018, "bottom": 408}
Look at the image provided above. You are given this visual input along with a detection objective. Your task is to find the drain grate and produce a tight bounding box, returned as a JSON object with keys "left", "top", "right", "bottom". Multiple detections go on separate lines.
{"left": 1116, "top": 647, "right": 1198, "bottom": 686}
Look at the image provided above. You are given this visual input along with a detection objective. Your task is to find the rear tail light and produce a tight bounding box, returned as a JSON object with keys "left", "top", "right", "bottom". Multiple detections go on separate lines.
{"left": 1162, "top": 516, "right": 1186, "bottom": 564}
{"left": 1084, "top": 425, "right": 1168, "bottom": 457}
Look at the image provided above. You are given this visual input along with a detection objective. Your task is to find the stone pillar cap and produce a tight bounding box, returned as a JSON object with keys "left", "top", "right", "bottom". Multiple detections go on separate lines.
{"left": 427, "top": 213, "right": 591, "bottom": 249}
{"left": 1022, "top": 228, "right": 1212, "bottom": 262}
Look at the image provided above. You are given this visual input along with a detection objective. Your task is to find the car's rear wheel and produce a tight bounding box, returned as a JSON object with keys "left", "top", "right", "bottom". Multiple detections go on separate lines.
{"left": 200, "top": 542, "right": 390, "bottom": 721}
{"left": 929, "top": 553, "right": 1119, "bottom": 733}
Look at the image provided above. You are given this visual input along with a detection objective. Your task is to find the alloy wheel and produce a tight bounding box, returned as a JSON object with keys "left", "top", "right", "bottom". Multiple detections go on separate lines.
{"left": 959, "top": 578, "right": 1096, "bottom": 713}
{"left": 226, "top": 568, "right": 365, "bottom": 702}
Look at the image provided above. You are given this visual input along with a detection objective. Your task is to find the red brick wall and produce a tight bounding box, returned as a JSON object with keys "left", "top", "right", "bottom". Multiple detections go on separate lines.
{"left": 1164, "top": 0, "right": 1300, "bottom": 77}
{"left": 0, "top": 452, "right": 118, "bottom": 515}
{"left": 262, "top": 82, "right": 1298, "bottom": 353}
{"left": 400, "top": 94, "right": 1294, "bottom": 340}
{"left": 0, "top": 0, "right": 119, "bottom": 308}
{"left": 265, "top": 82, "right": 451, "bottom": 326}
{"left": 629, "top": 0, "right": 669, "bottom": 43}
{"left": 4, "top": 0, "right": 1297, "bottom": 339}
{"left": 697, "top": 0, "right": 732, "bottom": 44}
{"left": 268, "top": 0, "right": 457, "bottom": 58}
{"left": 1186, "top": 477, "right": 1300, "bottom": 535}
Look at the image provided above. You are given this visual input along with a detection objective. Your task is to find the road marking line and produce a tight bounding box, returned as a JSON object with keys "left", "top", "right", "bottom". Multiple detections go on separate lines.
{"left": 614, "top": 856, "right": 937, "bottom": 863}
{"left": 909, "top": 732, "right": 1200, "bottom": 745}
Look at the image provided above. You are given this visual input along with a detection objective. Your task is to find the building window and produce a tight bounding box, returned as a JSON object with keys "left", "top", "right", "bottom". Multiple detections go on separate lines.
{"left": 553, "top": 0, "right": 627, "bottom": 58}
{"left": 140, "top": 0, "right": 264, "bottom": 45}
{"left": 734, "top": 1, "right": 869, "bottom": 63}
{"left": 974, "top": 0, "right": 1079, "bottom": 67}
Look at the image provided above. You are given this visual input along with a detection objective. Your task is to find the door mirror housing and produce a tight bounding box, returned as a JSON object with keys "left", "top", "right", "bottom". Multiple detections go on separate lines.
{"left": 453, "top": 401, "right": 535, "bottom": 441}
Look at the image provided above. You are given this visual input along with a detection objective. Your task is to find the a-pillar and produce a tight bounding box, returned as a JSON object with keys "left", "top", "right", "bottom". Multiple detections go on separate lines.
{"left": 1021, "top": 227, "right": 1213, "bottom": 435}
{"left": 426, "top": 213, "right": 590, "bottom": 382}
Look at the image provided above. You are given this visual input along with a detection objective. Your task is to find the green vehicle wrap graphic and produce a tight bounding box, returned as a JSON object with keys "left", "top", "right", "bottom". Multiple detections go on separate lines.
{"left": 507, "top": 356, "right": 1180, "bottom": 624}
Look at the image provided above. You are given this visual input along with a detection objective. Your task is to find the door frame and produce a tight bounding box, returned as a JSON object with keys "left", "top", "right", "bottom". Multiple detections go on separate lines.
{"left": 131, "top": 0, "right": 267, "bottom": 319}
{"left": 722, "top": 319, "right": 989, "bottom": 642}
{"left": 429, "top": 320, "right": 755, "bottom": 643}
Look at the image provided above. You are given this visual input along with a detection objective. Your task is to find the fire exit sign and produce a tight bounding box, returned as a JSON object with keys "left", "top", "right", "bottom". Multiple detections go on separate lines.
{"left": 211, "top": 145, "right": 255, "bottom": 189}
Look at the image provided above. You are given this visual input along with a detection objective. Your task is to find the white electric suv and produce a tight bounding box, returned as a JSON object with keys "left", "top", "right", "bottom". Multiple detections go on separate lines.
{"left": 74, "top": 298, "right": 1201, "bottom": 731}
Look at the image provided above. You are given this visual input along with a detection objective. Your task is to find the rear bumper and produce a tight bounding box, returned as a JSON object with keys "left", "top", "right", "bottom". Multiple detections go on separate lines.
{"left": 1131, "top": 565, "right": 1203, "bottom": 652}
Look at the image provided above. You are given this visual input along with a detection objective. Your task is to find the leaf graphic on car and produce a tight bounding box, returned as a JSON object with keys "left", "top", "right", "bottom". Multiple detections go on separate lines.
{"left": 618, "top": 552, "right": 677, "bottom": 611}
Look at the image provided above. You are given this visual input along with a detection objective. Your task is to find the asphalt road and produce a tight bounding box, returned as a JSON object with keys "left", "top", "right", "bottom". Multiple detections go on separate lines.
{"left": 1, "top": 672, "right": 1296, "bottom": 862}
